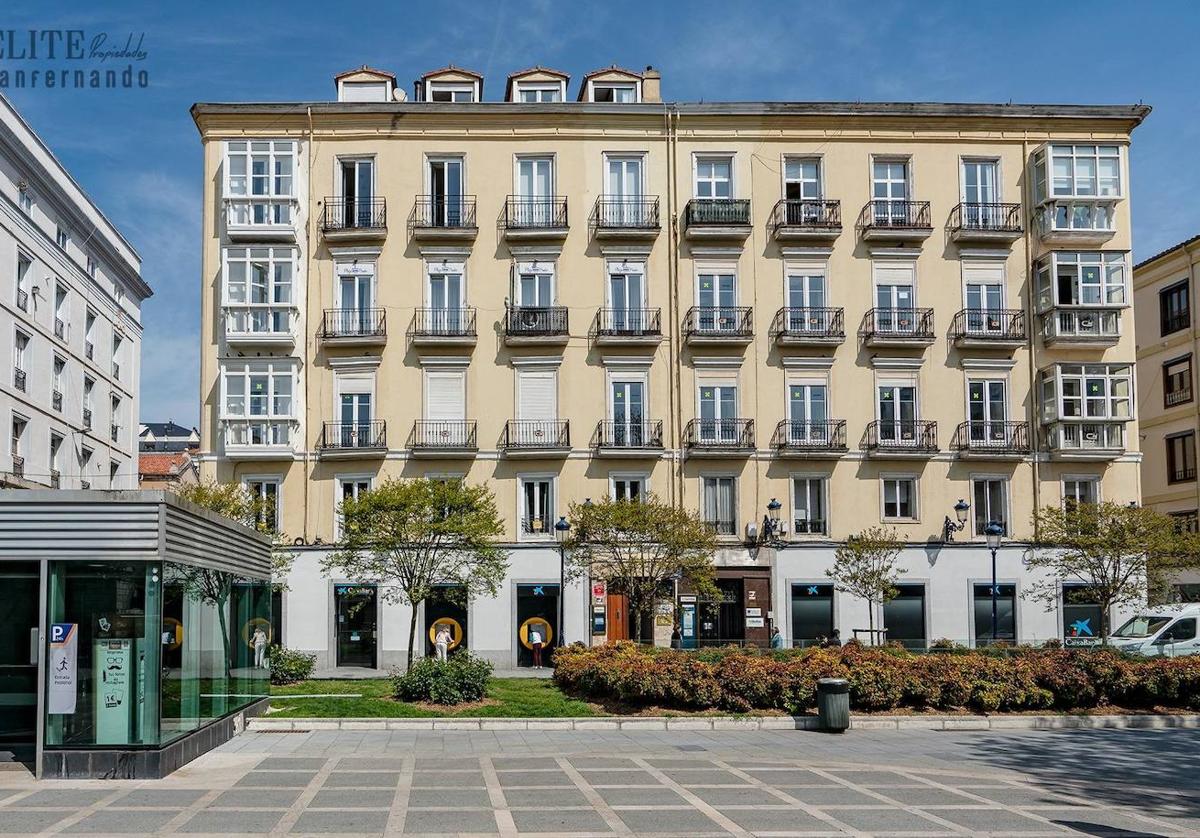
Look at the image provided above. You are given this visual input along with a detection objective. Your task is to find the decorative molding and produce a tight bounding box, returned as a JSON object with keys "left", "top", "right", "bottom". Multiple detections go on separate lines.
{"left": 598, "top": 244, "right": 653, "bottom": 258}
{"left": 779, "top": 246, "right": 834, "bottom": 260}
{"left": 958, "top": 247, "right": 1012, "bottom": 260}
{"left": 870, "top": 355, "right": 925, "bottom": 370}
{"left": 418, "top": 245, "right": 472, "bottom": 259}
{"left": 510, "top": 355, "right": 563, "bottom": 368}
{"left": 509, "top": 244, "right": 563, "bottom": 260}
{"left": 960, "top": 357, "right": 1018, "bottom": 371}
{"left": 692, "top": 356, "right": 744, "bottom": 369}
{"left": 781, "top": 356, "right": 836, "bottom": 370}
{"left": 601, "top": 355, "right": 655, "bottom": 369}
{"left": 688, "top": 245, "right": 743, "bottom": 258}
{"left": 868, "top": 247, "right": 920, "bottom": 259}
{"left": 328, "top": 245, "right": 382, "bottom": 259}
{"left": 328, "top": 355, "right": 381, "bottom": 371}
{"left": 418, "top": 355, "right": 472, "bottom": 368}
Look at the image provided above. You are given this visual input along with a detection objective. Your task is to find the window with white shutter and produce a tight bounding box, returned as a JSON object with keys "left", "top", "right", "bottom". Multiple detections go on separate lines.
{"left": 517, "top": 370, "right": 557, "bottom": 421}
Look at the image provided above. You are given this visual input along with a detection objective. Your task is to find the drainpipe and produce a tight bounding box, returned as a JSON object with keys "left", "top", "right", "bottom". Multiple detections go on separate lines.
{"left": 1185, "top": 239, "right": 1200, "bottom": 514}
{"left": 1021, "top": 139, "right": 1042, "bottom": 525}
{"left": 304, "top": 105, "right": 314, "bottom": 542}
{"left": 667, "top": 105, "right": 684, "bottom": 510}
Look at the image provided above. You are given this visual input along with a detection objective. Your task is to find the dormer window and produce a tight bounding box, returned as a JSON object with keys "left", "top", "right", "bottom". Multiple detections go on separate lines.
{"left": 592, "top": 82, "right": 637, "bottom": 103}
{"left": 334, "top": 66, "right": 397, "bottom": 102}
{"left": 428, "top": 82, "right": 476, "bottom": 103}
{"left": 579, "top": 67, "right": 644, "bottom": 103}
{"left": 506, "top": 67, "right": 569, "bottom": 103}
{"left": 419, "top": 68, "right": 483, "bottom": 103}
{"left": 516, "top": 83, "right": 562, "bottom": 103}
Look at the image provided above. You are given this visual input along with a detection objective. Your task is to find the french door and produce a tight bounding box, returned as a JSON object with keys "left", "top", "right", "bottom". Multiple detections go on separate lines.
{"left": 340, "top": 159, "right": 374, "bottom": 227}
{"left": 962, "top": 160, "right": 999, "bottom": 227}
{"left": 340, "top": 393, "right": 372, "bottom": 447}
{"left": 517, "top": 157, "right": 554, "bottom": 225}
{"left": 787, "top": 273, "right": 827, "bottom": 331}
{"left": 606, "top": 156, "right": 643, "bottom": 225}
{"left": 429, "top": 270, "right": 464, "bottom": 333}
{"left": 875, "top": 283, "right": 915, "bottom": 333}
{"left": 611, "top": 381, "right": 645, "bottom": 446}
{"left": 968, "top": 380, "right": 1007, "bottom": 443}
{"left": 697, "top": 273, "right": 736, "bottom": 332}
{"left": 339, "top": 273, "right": 372, "bottom": 334}
{"left": 878, "top": 386, "right": 916, "bottom": 443}
{"left": 428, "top": 157, "right": 464, "bottom": 227}
{"left": 789, "top": 384, "right": 828, "bottom": 443}
{"left": 965, "top": 282, "right": 1004, "bottom": 334}
{"left": 872, "top": 160, "right": 909, "bottom": 223}
{"left": 699, "top": 385, "right": 737, "bottom": 443}
{"left": 609, "top": 269, "right": 644, "bottom": 331}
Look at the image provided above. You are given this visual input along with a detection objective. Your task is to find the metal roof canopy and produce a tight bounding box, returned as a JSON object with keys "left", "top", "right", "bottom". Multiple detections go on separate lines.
{"left": 0, "top": 490, "right": 272, "bottom": 579}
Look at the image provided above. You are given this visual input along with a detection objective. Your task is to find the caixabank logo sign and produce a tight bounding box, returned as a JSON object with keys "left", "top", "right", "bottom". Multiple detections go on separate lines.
{"left": 0, "top": 29, "right": 149, "bottom": 90}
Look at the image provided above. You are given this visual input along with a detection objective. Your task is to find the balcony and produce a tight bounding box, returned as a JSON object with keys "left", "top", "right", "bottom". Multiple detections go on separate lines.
{"left": 771, "top": 307, "right": 845, "bottom": 347}
{"left": 1035, "top": 202, "right": 1117, "bottom": 246}
{"left": 1045, "top": 421, "right": 1126, "bottom": 460}
{"left": 951, "top": 309, "right": 1027, "bottom": 349}
{"left": 952, "top": 421, "right": 1031, "bottom": 459}
{"left": 318, "top": 421, "right": 388, "bottom": 459}
{"left": 10, "top": 455, "right": 23, "bottom": 479}
{"left": 222, "top": 419, "right": 296, "bottom": 461}
{"left": 684, "top": 199, "right": 751, "bottom": 240}
{"left": 409, "top": 196, "right": 478, "bottom": 241}
{"left": 16, "top": 289, "right": 28, "bottom": 312}
{"left": 112, "top": 361, "right": 121, "bottom": 380}
{"left": 13, "top": 367, "right": 25, "bottom": 392}
{"left": 949, "top": 202, "right": 1023, "bottom": 243}
{"left": 84, "top": 341, "right": 93, "bottom": 361}
{"left": 859, "top": 308, "right": 935, "bottom": 348}
{"left": 771, "top": 420, "right": 848, "bottom": 458}
{"left": 592, "top": 421, "right": 665, "bottom": 457}
{"left": 858, "top": 200, "right": 933, "bottom": 241}
{"left": 592, "top": 308, "right": 662, "bottom": 345}
{"left": 52, "top": 390, "right": 62, "bottom": 412}
{"left": 863, "top": 420, "right": 938, "bottom": 459}
{"left": 1166, "top": 386, "right": 1193, "bottom": 408}
{"left": 1163, "top": 312, "right": 1191, "bottom": 335}
{"left": 83, "top": 408, "right": 92, "bottom": 430}
{"left": 770, "top": 199, "right": 842, "bottom": 241}
{"left": 505, "top": 306, "right": 568, "bottom": 346}
{"left": 54, "top": 318, "right": 66, "bottom": 340}
{"left": 1040, "top": 308, "right": 1121, "bottom": 346}
{"left": 590, "top": 197, "right": 660, "bottom": 239}
{"left": 110, "top": 424, "right": 119, "bottom": 443}
{"left": 410, "top": 308, "right": 477, "bottom": 346}
{"left": 684, "top": 306, "right": 753, "bottom": 346}
{"left": 321, "top": 197, "right": 387, "bottom": 242}
{"left": 223, "top": 306, "right": 297, "bottom": 348}
{"left": 319, "top": 308, "right": 387, "bottom": 347}
{"left": 683, "top": 418, "right": 755, "bottom": 457}
{"left": 500, "top": 420, "right": 570, "bottom": 457}
{"left": 223, "top": 196, "right": 298, "bottom": 241}
{"left": 502, "top": 196, "right": 568, "bottom": 240}
{"left": 408, "top": 420, "right": 478, "bottom": 458}
{"left": 50, "top": 469, "right": 60, "bottom": 489}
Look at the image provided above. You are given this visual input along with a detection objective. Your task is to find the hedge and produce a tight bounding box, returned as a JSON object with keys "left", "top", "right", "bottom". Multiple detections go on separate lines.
{"left": 391, "top": 653, "right": 494, "bottom": 705}
{"left": 268, "top": 645, "right": 317, "bottom": 685}
{"left": 552, "top": 642, "right": 1200, "bottom": 714}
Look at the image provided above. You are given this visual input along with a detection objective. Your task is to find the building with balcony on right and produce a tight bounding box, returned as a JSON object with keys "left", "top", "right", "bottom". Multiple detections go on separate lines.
{"left": 1134, "top": 235, "right": 1200, "bottom": 540}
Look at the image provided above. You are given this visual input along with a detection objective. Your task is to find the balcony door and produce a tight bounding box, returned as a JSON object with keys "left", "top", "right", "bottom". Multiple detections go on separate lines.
{"left": 429, "top": 267, "right": 464, "bottom": 333}
{"left": 787, "top": 272, "right": 827, "bottom": 331}
{"left": 339, "top": 271, "right": 373, "bottom": 334}
{"left": 425, "top": 370, "right": 467, "bottom": 446}
{"left": 875, "top": 278, "right": 915, "bottom": 334}
{"left": 517, "top": 157, "right": 554, "bottom": 225}
{"left": 962, "top": 159, "right": 998, "bottom": 227}
{"left": 878, "top": 385, "right": 916, "bottom": 443}
{"left": 428, "top": 157, "right": 464, "bottom": 227}
{"left": 965, "top": 262, "right": 1005, "bottom": 334}
{"left": 606, "top": 156, "right": 643, "bottom": 225}
{"left": 789, "top": 383, "right": 828, "bottom": 443}
{"left": 699, "top": 385, "right": 737, "bottom": 443}
{"left": 872, "top": 159, "right": 909, "bottom": 223}
{"left": 784, "top": 158, "right": 821, "bottom": 223}
{"left": 611, "top": 381, "right": 645, "bottom": 446}
{"left": 969, "top": 380, "right": 1007, "bottom": 443}
{"left": 697, "top": 273, "right": 736, "bottom": 332}
{"left": 517, "top": 270, "right": 553, "bottom": 308}
{"left": 339, "top": 158, "right": 374, "bottom": 227}
{"left": 340, "top": 393, "right": 372, "bottom": 447}
{"left": 608, "top": 266, "right": 644, "bottom": 331}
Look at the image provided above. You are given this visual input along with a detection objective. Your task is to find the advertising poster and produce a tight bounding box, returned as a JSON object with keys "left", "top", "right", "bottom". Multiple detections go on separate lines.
{"left": 48, "top": 623, "right": 78, "bottom": 715}
{"left": 94, "top": 638, "right": 133, "bottom": 744}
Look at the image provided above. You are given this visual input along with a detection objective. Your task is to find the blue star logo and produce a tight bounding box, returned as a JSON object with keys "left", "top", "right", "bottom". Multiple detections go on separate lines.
{"left": 533, "top": 586, "right": 545, "bottom": 596}
{"left": 1070, "top": 618, "right": 1093, "bottom": 636}
{"left": 807, "top": 585, "right": 819, "bottom": 596}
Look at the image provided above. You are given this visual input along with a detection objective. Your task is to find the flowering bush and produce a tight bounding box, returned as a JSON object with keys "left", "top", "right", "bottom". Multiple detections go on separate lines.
{"left": 552, "top": 642, "right": 1200, "bottom": 714}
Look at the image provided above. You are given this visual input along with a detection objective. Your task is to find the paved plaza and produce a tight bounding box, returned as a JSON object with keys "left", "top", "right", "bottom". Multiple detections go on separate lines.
{"left": 1, "top": 726, "right": 1197, "bottom": 836}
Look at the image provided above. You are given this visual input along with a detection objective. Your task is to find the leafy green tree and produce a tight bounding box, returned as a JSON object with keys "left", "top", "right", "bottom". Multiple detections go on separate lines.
{"left": 322, "top": 478, "right": 507, "bottom": 670}
{"left": 825, "top": 526, "right": 904, "bottom": 646}
{"left": 1027, "top": 502, "right": 1200, "bottom": 642}
{"left": 563, "top": 495, "right": 717, "bottom": 643}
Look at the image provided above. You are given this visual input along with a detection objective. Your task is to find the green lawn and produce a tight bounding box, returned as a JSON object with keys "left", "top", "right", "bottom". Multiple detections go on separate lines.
{"left": 268, "top": 677, "right": 598, "bottom": 718}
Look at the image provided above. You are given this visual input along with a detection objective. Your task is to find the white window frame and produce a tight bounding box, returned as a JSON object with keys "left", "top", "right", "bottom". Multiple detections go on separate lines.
{"left": 220, "top": 360, "right": 298, "bottom": 420}
{"left": 692, "top": 154, "right": 734, "bottom": 199}
{"left": 694, "top": 262, "right": 738, "bottom": 308}
{"left": 423, "top": 367, "right": 467, "bottom": 421}
{"left": 959, "top": 156, "right": 1002, "bottom": 203}
{"left": 870, "top": 155, "right": 912, "bottom": 201}
{"left": 1035, "top": 252, "right": 1128, "bottom": 310}
{"left": 1041, "top": 363, "right": 1134, "bottom": 421}
{"left": 513, "top": 154, "right": 557, "bottom": 199}
{"left": 18, "top": 187, "right": 33, "bottom": 215}
{"left": 513, "top": 259, "right": 557, "bottom": 307}
{"left": 513, "top": 81, "right": 564, "bottom": 103}
{"left": 970, "top": 474, "right": 1010, "bottom": 538}
{"left": 13, "top": 328, "right": 28, "bottom": 371}
{"left": 242, "top": 475, "right": 282, "bottom": 533}
{"left": 223, "top": 139, "right": 296, "bottom": 199}
{"left": 700, "top": 474, "right": 738, "bottom": 537}
{"left": 424, "top": 258, "right": 467, "bottom": 307}
{"left": 1044, "top": 143, "right": 1124, "bottom": 200}
{"left": 964, "top": 374, "right": 1010, "bottom": 426}
{"left": 589, "top": 79, "right": 639, "bottom": 103}
{"left": 790, "top": 473, "right": 829, "bottom": 537}
{"left": 881, "top": 474, "right": 919, "bottom": 522}
{"left": 517, "top": 474, "right": 557, "bottom": 542}
{"left": 335, "top": 474, "right": 373, "bottom": 541}
{"left": 782, "top": 156, "right": 823, "bottom": 200}
{"left": 334, "top": 155, "right": 376, "bottom": 200}
{"left": 1062, "top": 475, "right": 1102, "bottom": 507}
{"left": 609, "top": 472, "right": 649, "bottom": 502}
{"left": 605, "top": 258, "right": 647, "bottom": 309}
{"left": 426, "top": 81, "right": 478, "bottom": 103}
{"left": 334, "top": 370, "right": 376, "bottom": 418}
{"left": 56, "top": 225, "right": 69, "bottom": 250}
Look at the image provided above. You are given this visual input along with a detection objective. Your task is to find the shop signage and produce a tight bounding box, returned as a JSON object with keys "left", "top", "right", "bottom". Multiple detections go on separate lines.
{"left": 94, "top": 638, "right": 133, "bottom": 744}
{"left": 591, "top": 581, "right": 607, "bottom": 599}
{"left": 747, "top": 590, "right": 757, "bottom": 601}
{"left": 745, "top": 607, "right": 762, "bottom": 617}
{"left": 746, "top": 617, "right": 765, "bottom": 628}
{"left": 48, "top": 623, "right": 77, "bottom": 714}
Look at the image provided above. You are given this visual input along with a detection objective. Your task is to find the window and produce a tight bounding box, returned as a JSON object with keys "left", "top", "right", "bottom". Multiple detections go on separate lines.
{"left": 82, "top": 377, "right": 94, "bottom": 427}
{"left": 52, "top": 356, "right": 65, "bottom": 410}
{"left": 337, "top": 157, "right": 375, "bottom": 226}
{"left": 967, "top": 379, "right": 1007, "bottom": 443}
{"left": 111, "top": 333, "right": 122, "bottom": 379}
{"left": 697, "top": 383, "right": 738, "bottom": 442}
{"left": 15, "top": 252, "right": 30, "bottom": 311}
{"left": 339, "top": 80, "right": 389, "bottom": 102}
{"left": 111, "top": 395, "right": 121, "bottom": 442}
{"left": 792, "top": 477, "right": 827, "bottom": 535}
{"left": 520, "top": 477, "right": 553, "bottom": 536}
{"left": 611, "top": 475, "right": 645, "bottom": 502}
{"left": 245, "top": 478, "right": 280, "bottom": 533}
{"left": 56, "top": 226, "right": 69, "bottom": 249}
{"left": 702, "top": 476, "right": 736, "bottom": 536}
{"left": 223, "top": 246, "right": 295, "bottom": 335}
{"left": 18, "top": 187, "right": 32, "bottom": 214}
{"left": 1062, "top": 585, "right": 1103, "bottom": 644}
{"left": 1035, "top": 252, "right": 1127, "bottom": 309}
{"left": 876, "top": 384, "right": 917, "bottom": 442}
{"left": 515, "top": 83, "right": 561, "bottom": 103}
{"left": 972, "top": 477, "right": 1008, "bottom": 536}
{"left": 1169, "top": 510, "right": 1199, "bottom": 535}
{"left": 224, "top": 140, "right": 296, "bottom": 227}
{"left": 694, "top": 156, "right": 732, "bottom": 199}
{"left": 883, "top": 584, "right": 927, "bottom": 650}
{"left": 80, "top": 447, "right": 92, "bottom": 488}
{"left": 1046, "top": 144, "right": 1122, "bottom": 199}
{"left": 86, "top": 255, "right": 97, "bottom": 277}
{"left": 1167, "top": 432, "right": 1197, "bottom": 484}
{"left": 54, "top": 285, "right": 68, "bottom": 340}
{"left": 1164, "top": 356, "right": 1193, "bottom": 408}
{"left": 882, "top": 477, "right": 916, "bottom": 520}
{"left": 49, "top": 433, "right": 62, "bottom": 485}
{"left": 427, "top": 261, "right": 465, "bottom": 331}
{"left": 973, "top": 583, "right": 1016, "bottom": 645}
{"left": 591, "top": 82, "right": 637, "bottom": 103}
{"left": 961, "top": 158, "right": 999, "bottom": 204}
{"left": 871, "top": 159, "right": 909, "bottom": 223}
{"left": 788, "top": 383, "right": 828, "bottom": 442}
{"left": 109, "top": 460, "right": 119, "bottom": 487}
{"left": 427, "top": 82, "right": 476, "bottom": 102}
{"left": 10, "top": 416, "right": 26, "bottom": 471}
{"left": 784, "top": 157, "right": 822, "bottom": 201}
{"left": 335, "top": 477, "right": 371, "bottom": 540}
{"left": 1159, "top": 618, "right": 1197, "bottom": 644}
{"left": 873, "top": 261, "right": 917, "bottom": 333}
{"left": 222, "top": 361, "right": 296, "bottom": 447}
{"left": 426, "top": 156, "right": 465, "bottom": 227}
{"left": 790, "top": 583, "right": 834, "bottom": 647}
{"left": 1160, "top": 281, "right": 1190, "bottom": 336}
{"left": 1041, "top": 364, "right": 1133, "bottom": 420}
{"left": 84, "top": 309, "right": 96, "bottom": 359}
{"left": 1063, "top": 477, "right": 1099, "bottom": 508}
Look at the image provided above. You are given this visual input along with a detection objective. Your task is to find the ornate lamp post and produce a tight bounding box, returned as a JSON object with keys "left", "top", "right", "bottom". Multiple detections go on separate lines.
{"left": 943, "top": 498, "right": 970, "bottom": 542}
{"left": 985, "top": 521, "right": 1004, "bottom": 643}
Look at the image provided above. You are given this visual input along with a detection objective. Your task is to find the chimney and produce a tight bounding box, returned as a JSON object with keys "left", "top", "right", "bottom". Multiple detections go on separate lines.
{"left": 642, "top": 65, "right": 661, "bottom": 103}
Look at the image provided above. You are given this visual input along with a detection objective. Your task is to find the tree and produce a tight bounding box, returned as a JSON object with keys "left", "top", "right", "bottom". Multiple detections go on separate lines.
{"left": 825, "top": 526, "right": 904, "bottom": 646}
{"left": 322, "top": 478, "right": 507, "bottom": 670}
{"left": 1027, "top": 502, "right": 1200, "bottom": 642}
{"left": 563, "top": 494, "right": 718, "bottom": 644}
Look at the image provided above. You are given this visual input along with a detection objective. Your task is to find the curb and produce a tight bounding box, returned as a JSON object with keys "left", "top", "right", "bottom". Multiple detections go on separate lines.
{"left": 248, "top": 713, "right": 1200, "bottom": 732}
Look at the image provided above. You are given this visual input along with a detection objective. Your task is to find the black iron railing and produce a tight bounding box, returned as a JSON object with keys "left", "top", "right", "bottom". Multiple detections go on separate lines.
{"left": 1162, "top": 311, "right": 1191, "bottom": 335}
{"left": 83, "top": 408, "right": 92, "bottom": 429}
{"left": 1170, "top": 466, "right": 1198, "bottom": 484}
{"left": 410, "top": 195, "right": 478, "bottom": 229}
{"left": 793, "top": 518, "right": 827, "bottom": 535}
{"left": 864, "top": 420, "right": 938, "bottom": 453}
{"left": 860, "top": 308, "right": 934, "bottom": 340}
{"left": 771, "top": 420, "right": 848, "bottom": 452}
{"left": 771, "top": 307, "right": 844, "bottom": 340}
{"left": 684, "top": 306, "right": 753, "bottom": 338}
{"left": 409, "top": 420, "right": 477, "bottom": 449}
{"left": 952, "top": 421, "right": 1031, "bottom": 455}
{"left": 11, "top": 455, "right": 23, "bottom": 478}
{"left": 685, "top": 198, "right": 751, "bottom": 227}
{"left": 50, "top": 470, "right": 60, "bottom": 489}
{"left": 112, "top": 361, "right": 121, "bottom": 380}
{"left": 704, "top": 519, "right": 738, "bottom": 536}
{"left": 770, "top": 199, "right": 841, "bottom": 232}
{"left": 84, "top": 341, "right": 93, "bottom": 361}
{"left": 859, "top": 199, "right": 932, "bottom": 230}
{"left": 950, "top": 202, "right": 1022, "bottom": 233}
{"left": 321, "top": 197, "right": 387, "bottom": 232}
{"left": 506, "top": 305, "right": 568, "bottom": 337}
{"left": 52, "top": 390, "right": 62, "bottom": 411}
{"left": 54, "top": 318, "right": 65, "bottom": 340}
{"left": 501, "top": 420, "right": 570, "bottom": 449}
{"left": 320, "top": 308, "right": 386, "bottom": 339}
{"left": 16, "top": 289, "right": 27, "bottom": 311}
{"left": 110, "top": 424, "right": 119, "bottom": 443}
{"left": 951, "top": 309, "right": 1026, "bottom": 342}
{"left": 1166, "top": 386, "right": 1193, "bottom": 408}
{"left": 504, "top": 196, "right": 568, "bottom": 229}
{"left": 594, "top": 308, "right": 661, "bottom": 338}
{"left": 13, "top": 367, "right": 26, "bottom": 392}
{"left": 591, "top": 197, "right": 660, "bottom": 229}
{"left": 319, "top": 421, "right": 387, "bottom": 451}
{"left": 411, "top": 307, "right": 477, "bottom": 338}
{"left": 592, "top": 421, "right": 664, "bottom": 449}
{"left": 684, "top": 418, "right": 755, "bottom": 449}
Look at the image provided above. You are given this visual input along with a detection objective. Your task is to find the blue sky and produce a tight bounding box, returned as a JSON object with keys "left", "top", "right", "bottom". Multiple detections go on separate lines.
{"left": 4, "top": 0, "right": 1197, "bottom": 426}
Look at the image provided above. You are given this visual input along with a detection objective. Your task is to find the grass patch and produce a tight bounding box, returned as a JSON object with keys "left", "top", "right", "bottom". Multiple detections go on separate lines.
{"left": 268, "top": 677, "right": 598, "bottom": 718}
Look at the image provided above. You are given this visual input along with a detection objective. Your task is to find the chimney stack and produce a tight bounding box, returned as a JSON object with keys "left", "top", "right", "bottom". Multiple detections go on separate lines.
{"left": 642, "top": 65, "right": 661, "bottom": 103}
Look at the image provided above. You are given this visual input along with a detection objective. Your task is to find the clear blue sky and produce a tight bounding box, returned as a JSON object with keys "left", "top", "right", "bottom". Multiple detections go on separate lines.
{"left": 4, "top": 0, "right": 1197, "bottom": 425}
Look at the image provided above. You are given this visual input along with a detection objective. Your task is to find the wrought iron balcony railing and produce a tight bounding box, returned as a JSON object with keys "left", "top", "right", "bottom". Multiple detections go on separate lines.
{"left": 864, "top": 420, "right": 938, "bottom": 453}
{"left": 950, "top": 202, "right": 1022, "bottom": 233}
{"left": 1170, "top": 466, "right": 1197, "bottom": 484}
{"left": 11, "top": 455, "right": 23, "bottom": 478}
{"left": 683, "top": 418, "right": 755, "bottom": 450}
{"left": 771, "top": 307, "right": 844, "bottom": 341}
{"left": 952, "top": 421, "right": 1031, "bottom": 455}
{"left": 771, "top": 420, "right": 848, "bottom": 453}
{"left": 409, "top": 195, "right": 478, "bottom": 230}
{"left": 591, "top": 196, "right": 660, "bottom": 229}
{"left": 770, "top": 199, "right": 841, "bottom": 232}
{"left": 83, "top": 408, "right": 92, "bottom": 429}
{"left": 858, "top": 199, "right": 932, "bottom": 230}
{"left": 411, "top": 307, "right": 477, "bottom": 339}
{"left": 860, "top": 308, "right": 935, "bottom": 341}
{"left": 13, "top": 367, "right": 26, "bottom": 392}
{"left": 84, "top": 341, "right": 93, "bottom": 361}
{"left": 684, "top": 306, "right": 753, "bottom": 339}
{"left": 793, "top": 517, "right": 827, "bottom": 536}
{"left": 951, "top": 309, "right": 1027, "bottom": 342}
{"left": 593, "top": 308, "right": 661, "bottom": 338}
{"left": 1162, "top": 311, "right": 1191, "bottom": 335}
{"left": 504, "top": 196, "right": 568, "bottom": 229}
{"left": 16, "top": 289, "right": 27, "bottom": 312}
{"left": 704, "top": 519, "right": 738, "bottom": 537}
{"left": 52, "top": 390, "right": 62, "bottom": 412}
{"left": 319, "top": 308, "right": 387, "bottom": 339}
{"left": 501, "top": 420, "right": 570, "bottom": 449}
{"left": 1166, "top": 386, "right": 1193, "bottom": 408}
{"left": 685, "top": 198, "right": 751, "bottom": 227}
{"left": 50, "top": 469, "right": 60, "bottom": 489}
{"left": 506, "top": 305, "right": 568, "bottom": 337}
{"left": 408, "top": 420, "right": 477, "bottom": 450}
{"left": 321, "top": 197, "right": 387, "bottom": 232}
{"left": 592, "top": 421, "right": 665, "bottom": 450}
{"left": 319, "top": 421, "right": 387, "bottom": 451}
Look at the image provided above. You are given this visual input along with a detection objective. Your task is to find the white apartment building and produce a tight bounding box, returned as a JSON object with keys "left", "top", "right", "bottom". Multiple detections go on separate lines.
{"left": 0, "top": 94, "right": 150, "bottom": 490}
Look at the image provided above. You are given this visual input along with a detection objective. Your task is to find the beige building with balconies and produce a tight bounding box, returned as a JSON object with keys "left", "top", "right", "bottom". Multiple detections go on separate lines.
{"left": 193, "top": 65, "right": 1148, "bottom": 669}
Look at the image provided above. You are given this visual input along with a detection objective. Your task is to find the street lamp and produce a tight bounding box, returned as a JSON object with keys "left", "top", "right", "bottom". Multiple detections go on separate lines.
{"left": 554, "top": 515, "right": 571, "bottom": 651}
{"left": 759, "top": 497, "right": 786, "bottom": 545}
{"left": 942, "top": 499, "right": 970, "bottom": 542}
{"left": 984, "top": 521, "right": 1004, "bottom": 644}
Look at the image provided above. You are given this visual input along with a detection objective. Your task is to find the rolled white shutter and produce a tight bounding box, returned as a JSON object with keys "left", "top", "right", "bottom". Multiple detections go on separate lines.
{"left": 962, "top": 261, "right": 1004, "bottom": 285}
{"left": 518, "top": 371, "right": 556, "bottom": 421}
{"left": 425, "top": 371, "right": 465, "bottom": 420}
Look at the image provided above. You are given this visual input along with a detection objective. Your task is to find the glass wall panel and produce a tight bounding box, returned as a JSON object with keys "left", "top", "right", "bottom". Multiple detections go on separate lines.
{"left": 790, "top": 583, "right": 833, "bottom": 647}
{"left": 882, "top": 584, "right": 927, "bottom": 649}
{"left": 973, "top": 583, "right": 1016, "bottom": 645}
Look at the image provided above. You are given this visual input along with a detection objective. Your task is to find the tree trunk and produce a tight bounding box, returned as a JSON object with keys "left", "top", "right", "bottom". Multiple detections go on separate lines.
{"left": 216, "top": 600, "right": 231, "bottom": 672}
{"left": 1099, "top": 600, "right": 1112, "bottom": 646}
{"left": 633, "top": 604, "right": 643, "bottom": 644}
{"left": 867, "top": 598, "right": 875, "bottom": 647}
{"left": 406, "top": 603, "right": 419, "bottom": 671}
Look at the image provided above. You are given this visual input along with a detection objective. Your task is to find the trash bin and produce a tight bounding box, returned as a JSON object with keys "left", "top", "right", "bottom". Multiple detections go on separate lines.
{"left": 816, "top": 677, "right": 850, "bottom": 732}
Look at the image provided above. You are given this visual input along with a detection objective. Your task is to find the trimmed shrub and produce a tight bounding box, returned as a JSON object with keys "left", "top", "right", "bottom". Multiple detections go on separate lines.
{"left": 268, "top": 645, "right": 316, "bottom": 685}
{"left": 392, "top": 653, "right": 493, "bottom": 705}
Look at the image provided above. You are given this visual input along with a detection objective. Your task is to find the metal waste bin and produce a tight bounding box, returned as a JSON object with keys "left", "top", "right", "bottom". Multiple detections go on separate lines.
{"left": 816, "top": 677, "right": 850, "bottom": 732}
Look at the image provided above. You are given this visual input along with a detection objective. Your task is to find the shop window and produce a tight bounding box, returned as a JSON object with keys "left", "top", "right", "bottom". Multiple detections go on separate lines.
{"left": 882, "top": 584, "right": 926, "bottom": 650}
{"left": 790, "top": 583, "right": 833, "bottom": 647}
{"left": 972, "top": 582, "right": 1016, "bottom": 646}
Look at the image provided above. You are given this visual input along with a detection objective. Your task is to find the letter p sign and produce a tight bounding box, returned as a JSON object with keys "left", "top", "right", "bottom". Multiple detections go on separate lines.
{"left": 50, "top": 624, "right": 71, "bottom": 644}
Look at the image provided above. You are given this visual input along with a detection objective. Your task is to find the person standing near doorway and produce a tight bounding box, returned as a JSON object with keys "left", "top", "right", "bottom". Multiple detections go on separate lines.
{"left": 530, "top": 625, "right": 544, "bottom": 669}
{"left": 252, "top": 626, "right": 269, "bottom": 668}
{"left": 434, "top": 624, "right": 451, "bottom": 662}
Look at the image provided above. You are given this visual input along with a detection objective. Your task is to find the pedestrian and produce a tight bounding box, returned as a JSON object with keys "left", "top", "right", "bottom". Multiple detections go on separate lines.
{"left": 530, "top": 625, "right": 544, "bottom": 669}
{"left": 823, "top": 629, "right": 842, "bottom": 648}
{"left": 769, "top": 626, "right": 783, "bottom": 649}
{"left": 252, "top": 626, "right": 268, "bottom": 669}
{"left": 670, "top": 624, "right": 682, "bottom": 649}
{"left": 434, "top": 624, "right": 451, "bottom": 662}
